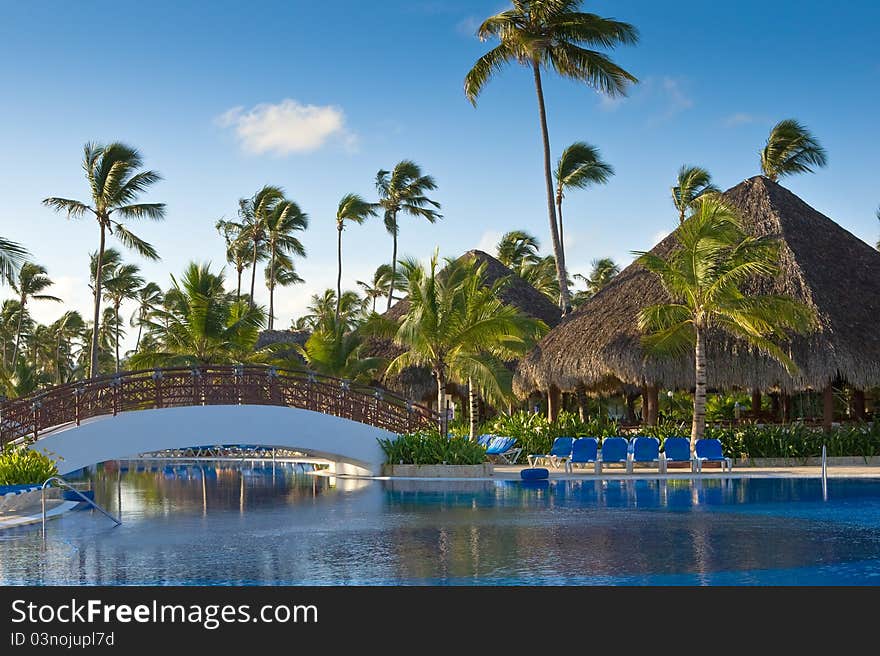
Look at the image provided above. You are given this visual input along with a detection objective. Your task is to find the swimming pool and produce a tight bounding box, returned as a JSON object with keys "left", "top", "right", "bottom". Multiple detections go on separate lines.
{"left": 2, "top": 462, "right": 879, "bottom": 585}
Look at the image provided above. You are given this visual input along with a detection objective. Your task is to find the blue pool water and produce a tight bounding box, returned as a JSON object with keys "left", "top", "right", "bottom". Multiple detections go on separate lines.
{"left": 1, "top": 462, "right": 880, "bottom": 585}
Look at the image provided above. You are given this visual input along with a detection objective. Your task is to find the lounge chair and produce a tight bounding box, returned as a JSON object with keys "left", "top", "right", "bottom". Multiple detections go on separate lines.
{"left": 661, "top": 437, "right": 699, "bottom": 473}
{"left": 485, "top": 436, "right": 522, "bottom": 464}
{"left": 628, "top": 436, "right": 662, "bottom": 474}
{"left": 476, "top": 434, "right": 495, "bottom": 448}
{"left": 565, "top": 437, "right": 599, "bottom": 474}
{"left": 597, "top": 436, "right": 629, "bottom": 474}
{"left": 528, "top": 437, "right": 575, "bottom": 469}
{"left": 695, "top": 438, "right": 732, "bottom": 472}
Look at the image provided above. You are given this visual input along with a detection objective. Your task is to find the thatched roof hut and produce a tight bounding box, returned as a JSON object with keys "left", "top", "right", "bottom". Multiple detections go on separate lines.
{"left": 515, "top": 176, "right": 880, "bottom": 396}
{"left": 364, "top": 249, "right": 561, "bottom": 401}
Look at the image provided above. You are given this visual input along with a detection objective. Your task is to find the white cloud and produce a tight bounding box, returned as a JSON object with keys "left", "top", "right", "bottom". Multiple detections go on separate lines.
{"left": 217, "top": 99, "right": 355, "bottom": 155}
{"left": 724, "top": 112, "right": 759, "bottom": 127}
{"left": 476, "top": 230, "right": 503, "bottom": 254}
{"left": 597, "top": 75, "right": 693, "bottom": 122}
{"left": 456, "top": 15, "right": 480, "bottom": 37}
{"left": 651, "top": 229, "right": 670, "bottom": 245}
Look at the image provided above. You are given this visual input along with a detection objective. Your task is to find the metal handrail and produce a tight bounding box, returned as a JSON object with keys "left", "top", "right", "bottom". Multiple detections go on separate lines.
{"left": 41, "top": 475, "right": 121, "bottom": 537}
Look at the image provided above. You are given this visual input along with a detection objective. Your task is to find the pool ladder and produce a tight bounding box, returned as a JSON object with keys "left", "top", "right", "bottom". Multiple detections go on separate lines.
{"left": 821, "top": 444, "right": 828, "bottom": 501}
{"left": 41, "top": 475, "right": 121, "bottom": 537}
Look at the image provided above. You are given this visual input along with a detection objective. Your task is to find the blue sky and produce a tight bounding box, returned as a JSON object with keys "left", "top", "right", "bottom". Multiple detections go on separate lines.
{"left": 1, "top": 0, "right": 878, "bottom": 348}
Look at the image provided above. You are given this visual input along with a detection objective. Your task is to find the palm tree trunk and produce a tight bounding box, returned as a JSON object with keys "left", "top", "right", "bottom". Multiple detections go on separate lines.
{"left": 249, "top": 240, "right": 259, "bottom": 308}
{"left": 268, "top": 242, "right": 276, "bottom": 330}
{"left": 691, "top": 327, "right": 707, "bottom": 454}
{"left": 134, "top": 313, "right": 144, "bottom": 352}
{"left": 387, "top": 215, "right": 398, "bottom": 312}
{"left": 575, "top": 383, "right": 587, "bottom": 422}
{"left": 56, "top": 338, "right": 63, "bottom": 385}
{"left": 114, "top": 302, "right": 121, "bottom": 373}
{"left": 532, "top": 61, "right": 570, "bottom": 314}
{"left": 11, "top": 297, "right": 26, "bottom": 366}
{"left": 90, "top": 223, "right": 106, "bottom": 378}
{"left": 236, "top": 267, "right": 242, "bottom": 302}
{"left": 436, "top": 369, "right": 447, "bottom": 435}
{"left": 556, "top": 195, "right": 569, "bottom": 291}
{"left": 468, "top": 377, "right": 479, "bottom": 440}
{"left": 336, "top": 225, "right": 343, "bottom": 321}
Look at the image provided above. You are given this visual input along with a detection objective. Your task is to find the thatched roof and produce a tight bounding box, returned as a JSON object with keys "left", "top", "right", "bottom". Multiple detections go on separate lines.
{"left": 364, "top": 249, "right": 561, "bottom": 400}
{"left": 255, "top": 330, "right": 311, "bottom": 364}
{"left": 515, "top": 176, "right": 880, "bottom": 395}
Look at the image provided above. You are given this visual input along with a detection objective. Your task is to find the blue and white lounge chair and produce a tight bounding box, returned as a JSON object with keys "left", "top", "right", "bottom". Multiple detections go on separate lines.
{"left": 485, "top": 436, "right": 522, "bottom": 464}
{"left": 597, "top": 436, "right": 629, "bottom": 474}
{"left": 528, "top": 437, "right": 574, "bottom": 469}
{"left": 628, "top": 436, "right": 662, "bottom": 473}
{"left": 695, "top": 438, "right": 732, "bottom": 472}
{"left": 662, "top": 437, "right": 699, "bottom": 473}
{"left": 476, "top": 434, "right": 495, "bottom": 448}
{"left": 565, "top": 437, "right": 599, "bottom": 474}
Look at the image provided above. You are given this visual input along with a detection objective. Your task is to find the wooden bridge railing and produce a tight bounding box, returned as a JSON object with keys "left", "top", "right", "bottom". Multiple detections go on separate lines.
{"left": 0, "top": 365, "right": 438, "bottom": 447}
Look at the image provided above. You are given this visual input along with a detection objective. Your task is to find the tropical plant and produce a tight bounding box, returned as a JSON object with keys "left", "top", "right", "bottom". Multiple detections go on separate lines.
{"left": 379, "top": 430, "right": 486, "bottom": 465}
{"left": 465, "top": 0, "right": 638, "bottom": 313}
{"left": 131, "top": 282, "right": 163, "bottom": 352}
{"left": 0, "top": 444, "right": 58, "bottom": 485}
{"left": 9, "top": 263, "right": 60, "bottom": 365}
{"left": 376, "top": 161, "right": 442, "bottom": 310}
{"left": 572, "top": 257, "right": 619, "bottom": 305}
{"left": 554, "top": 141, "right": 613, "bottom": 268}
{"left": 672, "top": 165, "right": 718, "bottom": 223}
{"left": 263, "top": 198, "right": 307, "bottom": 329}
{"left": 130, "top": 263, "right": 265, "bottom": 367}
{"left": 47, "top": 311, "right": 86, "bottom": 384}
{"left": 102, "top": 262, "right": 144, "bottom": 371}
{"left": 634, "top": 198, "right": 817, "bottom": 452}
{"left": 43, "top": 142, "right": 165, "bottom": 378}
{"left": 215, "top": 219, "right": 251, "bottom": 300}
{"left": 238, "top": 186, "right": 285, "bottom": 307}
{"left": 496, "top": 230, "right": 541, "bottom": 269}
{"left": 0, "top": 237, "right": 27, "bottom": 286}
{"left": 760, "top": 119, "right": 828, "bottom": 181}
{"left": 296, "top": 288, "right": 366, "bottom": 333}
{"left": 386, "top": 253, "right": 546, "bottom": 437}
{"left": 356, "top": 264, "right": 406, "bottom": 314}
{"left": 280, "top": 315, "right": 385, "bottom": 382}
{"left": 264, "top": 255, "right": 304, "bottom": 312}
{"left": 334, "top": 193, "right": 377, "bottom": 320}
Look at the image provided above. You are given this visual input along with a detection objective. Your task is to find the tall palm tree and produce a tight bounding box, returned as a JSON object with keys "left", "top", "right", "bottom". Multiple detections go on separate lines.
{"left": 465, "top": 1, "right": 638, "bottom": 313}
{"left": 130, "top": 263, "right": 265, "bottom": 367}
{"left": 131, "top": 282, "right": 163, "bottom": 352}
{"left": 215, "top": 219, "right": 251, "bottom": 300}
{"left": 239, "top": 186, "right": 285, "bottom": 308}
{"left": 387, "top": 253, "right": 546, "bottom": 431}
{"left": 264, "top": 199, "right": 307, "bottom": 329}
{"left": 102, "top": 263, "right": 144, "bottom": 371}
{"left": 573, "top": 256, "right": 619, "bottom": 305}
{"left": 634, "top": 198, "right": 816, "bottom": 452}
{"left": 554, "top": 142, "right": 614, "bottom": 268}
{"left": 0, "top": 237, "right": 27, "bottom": 286}
{"left": 264, "top": 255, "right": 305, "bottom": 324}
{"left": 43, "top": 142, "right": 165, "bottom": 378}
{"left": 672, "top": 165, "right": 718, "bottom": 223}
{"left": 357, "top": 264, "right": 405, "bottom": 313}
{"left": 9, "top": 263, "right": 61, "bottom": 365}
{"left": 760, "top": 119, "right": 828, "bottom": 181}
{"left": 48, "top": 311, "right": 85, "bottom": 384}
{"left": 335, "top": 194, "right": 377, "bottom": 320}
{"left": 496, "top": 230, "right": 541, "bottom": 270}
{"left": 376, "top": 161, "right": 442, "bottom": 310}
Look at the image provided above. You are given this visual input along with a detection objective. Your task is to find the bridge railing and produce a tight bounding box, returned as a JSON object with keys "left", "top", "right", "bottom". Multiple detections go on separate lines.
{"left": 0, "top": 365, "right": 438, "bottom": 447}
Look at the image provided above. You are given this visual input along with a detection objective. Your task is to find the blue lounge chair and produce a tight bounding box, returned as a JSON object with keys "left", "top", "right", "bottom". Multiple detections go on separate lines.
{"left": 597, "top": 436, "right": 629, "bottom": 474}
{"left": 485, "top": 436, "right": 522, "bottom": 464}
{"left": 695, "top": 438, "right": 732, "bottom": 472}
{"left": 662, "top": 436, "right": 699, "bottom": 473}
{"left": 476, "top": 434, "right": 495, "bottom": 448}
{"left": 528, "top": 437, "right": 575, "bottom": 469}
{"left": 629, "top": 436, "right": 662, "bottom": 473}
{"left": 565, "top": 437, "right": 599, "bottom": 474}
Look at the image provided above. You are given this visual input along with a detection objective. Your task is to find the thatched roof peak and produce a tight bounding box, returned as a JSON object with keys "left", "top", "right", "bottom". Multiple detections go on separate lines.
{"left": 514, "top": 177, "right": 880, "bottom": 395}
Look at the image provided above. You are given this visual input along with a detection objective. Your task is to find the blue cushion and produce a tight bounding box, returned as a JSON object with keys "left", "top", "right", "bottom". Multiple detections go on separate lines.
{"left": 663, "top": 437, "right": 691, "bottom": 461}
{"left": 601, "top": 437, "right": 629, "bottom": 462}
{"left": 570, "top": 437, "right": 598, "bottom": 462}
{"left": 521, "top": 467, "right": 550, "bottom": 480}
{"left": 549, "top": 437, "right": 575, "bottom": 457}
{"left": 632, "top": 436, "right": 660, "bottom": 462}
{"left": 696, "top": 438, "right": 725, "bottom": 460}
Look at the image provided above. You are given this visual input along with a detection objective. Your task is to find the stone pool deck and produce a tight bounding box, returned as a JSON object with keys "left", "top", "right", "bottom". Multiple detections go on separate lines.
{"left": 0, "top": 500, "right": 78, "bottom": 530}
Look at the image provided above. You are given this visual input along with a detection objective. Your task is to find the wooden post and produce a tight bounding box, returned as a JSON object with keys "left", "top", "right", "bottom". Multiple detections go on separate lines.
{"left": 547, "top": 386, "right": 561, "bottom": 424}
{"left": 782, "top": 393, "right": 792, "bottom": 424}
{"left": 751, "top": 389, "right": 761, "bottom": 420}
{"left": 822, "top": 384, "right": 834, "bottom": 431}
{"left": 625, "top": 393, "right": 637, "bottom": 424}
{"left": 642, "top": 384, "right": 659, "bottom": 426}
{"left": 853, "top": 389, "right": 866, "bottom": 421}
{"left": 575, "top": 384, "right": 588, "bottom": 422}
{"left": 770, "top": 393, "right": 781, "bottom": 422}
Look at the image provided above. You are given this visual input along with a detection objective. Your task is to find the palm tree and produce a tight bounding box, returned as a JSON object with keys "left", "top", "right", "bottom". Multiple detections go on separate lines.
{"left": 282, "top": 315, "right": 385, "bottom": 383}
{"left": 760, "top": 119, "right": 828, "bottom": 181}
{"left": 465, "top": 1, "right": 638, "bottom": 313}
{"left": 356, "top": 264, "right": 406, "bottom": 313}
{"left": 554, "top": 142, "right": 614, "bottom": 268}
{"left": 43, "top": 142, "right": 165, "bottom": 378}
{"left": 264, "top": 199, "right": 308, "bottom": 329}
{"left": 264, "top": 255, "right": 305, "bottom": 324}
{"left": 573, "top": 257, "right": 619, "bottom": 305}
{"left": 238, "top": 186, "right": 285, "bottom": 308}
{"left": 102, "top": 263, "right": 144, "bottom": 371}
{"left": 496, "top": 230, "right": 541, "bottom": 270}
{"left": 387, "top": 253, "right": 546, "bottom": 435}
{"left": 48, "top": 311, "right": 85, "bottom": 384}
{"left": 9, "top": 263, "right": 61, "bottom": 365}
{"left": 672, "top": 165, "right": 718, "bottom": 223}
{"left": 376, "top": 161, "right": 442, "bottom": 310}
{"left": 131, "top": 282, "right": 163, "bottom": 352}
{"left": 130, "top": 263, "right": 265, "bottom": 367}
{"left": 634, "top": 198, "right": 816, "bottom": 452}
{"left": 0, "top": 237, "right": 28, "bottom": 286}
{"left": 216, "top": 219, "right": 251, "bottom": 300}
{"left": 335, "top": 194, "right": 377, "bottom": 320}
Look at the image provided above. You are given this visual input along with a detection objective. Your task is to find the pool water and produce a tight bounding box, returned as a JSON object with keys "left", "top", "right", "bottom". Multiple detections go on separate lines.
{"left": 2, "top": 462, "right": 880, "bottom": 585}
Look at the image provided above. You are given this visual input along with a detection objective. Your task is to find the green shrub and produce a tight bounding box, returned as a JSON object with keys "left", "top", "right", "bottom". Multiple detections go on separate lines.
{"left": 379, "top": 430, "right": 487, "bottom": 465}
{"left": 0, "top": 445, "right": 58, "bottom": 485}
